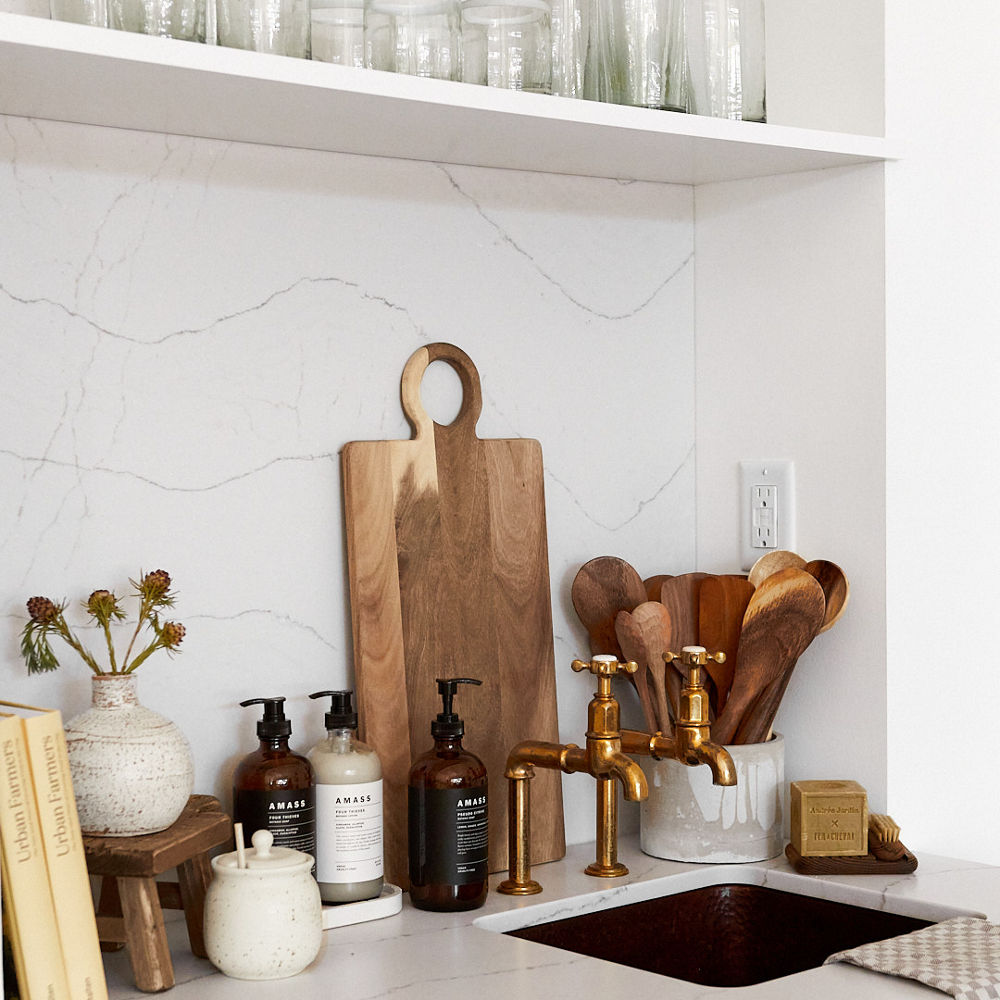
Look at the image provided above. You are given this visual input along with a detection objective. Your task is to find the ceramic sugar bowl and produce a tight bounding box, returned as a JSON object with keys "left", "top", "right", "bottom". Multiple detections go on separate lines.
{"left": 204, "top": 828, "right": 322, "bottom": 980}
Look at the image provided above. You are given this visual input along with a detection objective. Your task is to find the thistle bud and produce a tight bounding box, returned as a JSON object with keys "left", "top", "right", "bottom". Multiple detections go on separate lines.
{"left": 87, "top": 589, "right": 118, "bottom": 620}
{"left": 26, "top": 596, "right": 60, "bottom": 624}
{"left": 161, "top": 621, "right": 186, "bottom": 649}
{"left": 141, "top": 569, "right": 172, "bottom": 599}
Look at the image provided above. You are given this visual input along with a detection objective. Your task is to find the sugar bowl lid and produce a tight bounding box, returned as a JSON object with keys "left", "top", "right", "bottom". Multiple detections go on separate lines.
{"left": 215, "top": 828, "right": 314, "bottom": 872}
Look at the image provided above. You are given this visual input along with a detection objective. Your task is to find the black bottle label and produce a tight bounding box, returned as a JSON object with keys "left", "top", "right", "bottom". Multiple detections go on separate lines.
{"left": 234, "top": 787, "right": 317, "bottom": 855}
{"left": 408, "top": 786, "right": 488, "bottom": 886}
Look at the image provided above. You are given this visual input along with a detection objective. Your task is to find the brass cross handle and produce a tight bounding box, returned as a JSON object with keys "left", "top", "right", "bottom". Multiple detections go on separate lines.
{"left": 571, "top": 655, "right": 639, "bottom": 677}
{"left": 663, "top": 645, "right": 726, "bottom": 668}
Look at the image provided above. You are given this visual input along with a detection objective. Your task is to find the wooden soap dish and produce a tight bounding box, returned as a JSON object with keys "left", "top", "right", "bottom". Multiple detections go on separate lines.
{"left": 785, "top": 840, "right": 919, "bottom": 875}
{"left": 786, "top": 811, "right": 918, "bottom": 875}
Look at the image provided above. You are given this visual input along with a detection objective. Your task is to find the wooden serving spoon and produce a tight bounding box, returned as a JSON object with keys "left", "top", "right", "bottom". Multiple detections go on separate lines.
{"left": 804, "top": 559, "right": 850, "bottom": 633}
{"left": 747, "top": 549, "right": 806, "bottom": 589}
{"left": 614, "top": 609, "right": 661, "bottom": 733}
{"left": 712, "top": 567, "right": 825, "bottom": 745}
{"left": 698, "top": 574, "right": 754, "bottom": 712}
{"left": 571, "top": 556, "right": 646, "bottom": 659}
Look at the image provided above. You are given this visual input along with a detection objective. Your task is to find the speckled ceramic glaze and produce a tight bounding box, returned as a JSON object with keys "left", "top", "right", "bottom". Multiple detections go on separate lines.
{"left": 639, "top": 733, "right": 785, "bottom": 863}
{"left": 204, "top": 831, "right": 323, "bottom": 980}
{"left": 64, "top": 674, "right": 194, "bottom": 837}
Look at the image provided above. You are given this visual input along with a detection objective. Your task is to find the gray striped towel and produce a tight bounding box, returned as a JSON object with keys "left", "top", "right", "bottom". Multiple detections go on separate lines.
{"left": 825, "top": 917, "right": 1000, "bottom": 999}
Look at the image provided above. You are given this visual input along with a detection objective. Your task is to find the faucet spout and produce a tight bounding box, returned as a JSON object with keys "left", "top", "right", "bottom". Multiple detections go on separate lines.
{"left": 605, "top": 750, "right": 648, "bottom": 801}
{"left": 688, "top": 742, "right": 737, "bottom": 786}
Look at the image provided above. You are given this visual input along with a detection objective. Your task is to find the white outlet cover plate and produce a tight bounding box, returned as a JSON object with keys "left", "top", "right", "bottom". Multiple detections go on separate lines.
{"left": 740, "top": 460, "right": 796, "bottom": 571}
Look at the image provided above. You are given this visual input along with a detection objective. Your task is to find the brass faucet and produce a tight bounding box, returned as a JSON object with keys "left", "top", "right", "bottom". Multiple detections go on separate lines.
{"left": 497, "top": 649, "right": 737, "bottom": 896}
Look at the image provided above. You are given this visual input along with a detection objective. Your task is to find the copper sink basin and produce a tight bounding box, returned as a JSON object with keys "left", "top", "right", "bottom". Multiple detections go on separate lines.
{"left": 505, "top": 882, "right": 933, "bottom": 988}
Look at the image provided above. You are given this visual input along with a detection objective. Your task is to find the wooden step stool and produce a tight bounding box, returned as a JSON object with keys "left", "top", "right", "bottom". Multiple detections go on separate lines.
{"left": 84, "top": 795, "right": 232, "bottom": 992}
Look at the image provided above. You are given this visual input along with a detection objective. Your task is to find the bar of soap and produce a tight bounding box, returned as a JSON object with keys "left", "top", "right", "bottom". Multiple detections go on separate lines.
{"left": 790, "top": 780, "right": 869, "bottom": 857}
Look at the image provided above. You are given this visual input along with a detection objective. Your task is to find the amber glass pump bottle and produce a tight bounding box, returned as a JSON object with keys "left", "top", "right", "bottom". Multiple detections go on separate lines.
{"left": 233, "top": 696, "right": 316, "bottom": 856}
{"left": 408, "top": 677, "right": 488, "bottom": 912}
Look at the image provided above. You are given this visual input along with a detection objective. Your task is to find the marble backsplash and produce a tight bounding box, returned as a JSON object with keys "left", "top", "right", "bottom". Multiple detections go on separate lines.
{"left": 0, "top": 111, "right": 695, "bottom": 844}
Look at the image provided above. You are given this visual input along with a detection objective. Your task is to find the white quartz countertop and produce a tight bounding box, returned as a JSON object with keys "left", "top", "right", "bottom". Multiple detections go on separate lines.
{"left": 105, "top": 837, "right": 1000, "bottom": 999}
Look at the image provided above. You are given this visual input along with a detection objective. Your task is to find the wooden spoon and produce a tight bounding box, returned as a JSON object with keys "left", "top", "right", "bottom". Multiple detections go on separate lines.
{"left": 698, "top": 574, "right": 754, "bottom": 711}
{"left": 712, "top": 567, "right": 825, "bottom": 745}
{"left": 614, "top": 609, "right": 661, "bottom": 733}
{"left": 622, "top": 602, "right": 678, "bottom": 734}
{"left": 804, "top": 559, "right": 850, "bottom": 633}
{"left": 747, "top": 549, "right": 806, "bottom": 589}
{"left": 571, "top": 556, "right": 646, "bottom": 659}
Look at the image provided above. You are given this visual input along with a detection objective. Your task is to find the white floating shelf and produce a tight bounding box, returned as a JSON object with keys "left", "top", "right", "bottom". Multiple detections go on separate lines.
{"left": 0, "top": 12, "right": 894, "bottom": 184}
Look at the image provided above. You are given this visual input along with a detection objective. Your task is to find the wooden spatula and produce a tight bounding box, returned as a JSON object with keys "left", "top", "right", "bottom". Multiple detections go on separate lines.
{"left": 698, "top": 574, "right": 753, "bottom": 712}
{"left": 642, "top": 574, "right": 672, "bottom": 604}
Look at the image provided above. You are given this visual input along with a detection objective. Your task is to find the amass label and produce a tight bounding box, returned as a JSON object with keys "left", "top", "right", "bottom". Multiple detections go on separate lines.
{"left": 408, "top": 785, "right": 488, "bottom": 886}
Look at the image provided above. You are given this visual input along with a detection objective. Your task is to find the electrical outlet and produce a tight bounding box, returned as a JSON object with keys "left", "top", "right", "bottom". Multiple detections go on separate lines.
{"left": 740, "top": 461, "right": 796, "bottom": 571}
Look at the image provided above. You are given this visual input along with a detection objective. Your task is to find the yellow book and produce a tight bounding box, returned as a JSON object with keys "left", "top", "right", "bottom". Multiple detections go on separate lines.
{"left": 15, "top": 705, "right": 108, "bottom": 1000}
{"left": 0, "top": 712, "right": 70, "bottom": 1000}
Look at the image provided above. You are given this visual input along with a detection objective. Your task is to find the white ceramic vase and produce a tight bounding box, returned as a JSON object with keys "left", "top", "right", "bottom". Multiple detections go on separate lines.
{"left": 64, "top": 674, "right": 194, "bottom": 837}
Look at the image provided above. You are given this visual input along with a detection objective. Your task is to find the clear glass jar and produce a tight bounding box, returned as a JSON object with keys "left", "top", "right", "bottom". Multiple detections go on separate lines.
{"left": 50, "top": 0, "right": 108, "bottom": 26}
{"left": 462, "top": 0, "right": 552, "bottom": 94}
{"left": 312, "top": 0, "right": 365, "bottom": 64}
{"left": 109, "top": 0, "right": 206, "bottom": 41}
{"left": 549, "top": 0, "right": 586, "bottom": 98}
{"left": 217, "top": 0, "right": 310, "bottom": 57}
{"left": 616, "top": 0, "right": 670, "bottom": 109}
{"left": 684, "top": 0, "right": 765, "bottom": 120}
{"left": 581, "top": 0, "right": 619, "bottom": 103}
{"left": 364, "top": 0, "right": 462, "bottom": 81}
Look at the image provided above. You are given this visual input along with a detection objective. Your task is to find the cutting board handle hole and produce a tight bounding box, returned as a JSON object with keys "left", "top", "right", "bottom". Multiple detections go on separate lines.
{"left": 419, "top": 360, "right": 464, "bottom": 426}
{"left": 401, "top": 343, "right": 484, "bottom": 437}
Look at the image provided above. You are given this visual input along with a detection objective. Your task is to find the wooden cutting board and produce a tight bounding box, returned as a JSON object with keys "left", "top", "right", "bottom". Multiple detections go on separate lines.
{"left": 341, "top": 343, "right": 564, "bottom": 889}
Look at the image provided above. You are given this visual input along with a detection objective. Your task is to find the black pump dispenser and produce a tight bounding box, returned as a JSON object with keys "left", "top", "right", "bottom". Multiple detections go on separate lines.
{"left": 431, "top": 677, "right": 481, "bottom": 738}
{"left": 240, "top": 696, "right": 292, "bottom": 740}
{"left": 309, "top": 690, "right": 358, "bottom": 730}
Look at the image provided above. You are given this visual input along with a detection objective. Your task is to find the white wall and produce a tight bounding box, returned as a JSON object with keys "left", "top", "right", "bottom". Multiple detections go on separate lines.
{"left": 694, "top": 164, "right": 888, "bottom": 806}
{"left": 884, "top": 0, "right": 1000, "bottom": 864}
{"left": 0, "top": 112, "right": 696, "bottom": 847}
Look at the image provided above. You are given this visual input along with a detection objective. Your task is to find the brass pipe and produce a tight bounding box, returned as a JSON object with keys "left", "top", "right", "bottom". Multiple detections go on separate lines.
{"left": 586, "top": 775, "right": 628, "bottom": 877}
{"left": 497, "top": 765, "right": 541, "bottom": 895}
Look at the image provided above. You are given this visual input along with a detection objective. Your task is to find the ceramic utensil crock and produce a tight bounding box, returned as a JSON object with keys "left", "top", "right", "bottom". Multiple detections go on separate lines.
{"left": 204, "top": 828, "right": 322, "bottom": 980}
